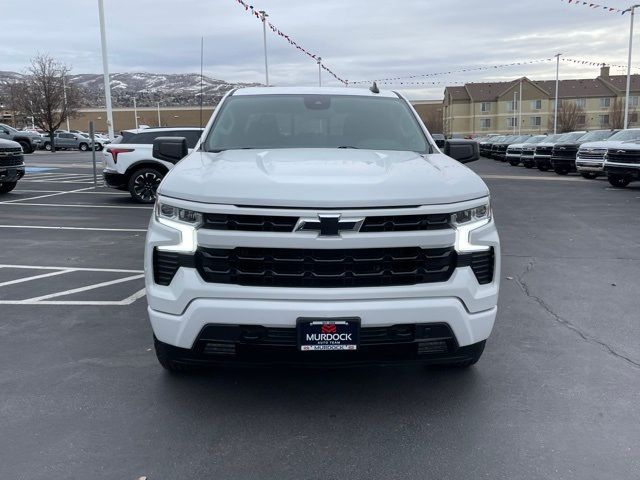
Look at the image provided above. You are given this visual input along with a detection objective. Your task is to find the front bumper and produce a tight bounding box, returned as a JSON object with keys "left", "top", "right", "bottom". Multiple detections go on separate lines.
{"left": 550, "top": 157, "right": 576, "bottom": 171}
{"left": 576, "top": 158, "right": 605, "bottom": 173}
{"left": 0, "top": 165, "right": 25, "bottom": 183}
{"left": 145, "top": 208, "right": 500, "bottom": 353}
{"left": 103, "top": 169, "right": 128, "bottom": 189}
{"left": 604, "top": 164, "right": 640, "bottom": 179}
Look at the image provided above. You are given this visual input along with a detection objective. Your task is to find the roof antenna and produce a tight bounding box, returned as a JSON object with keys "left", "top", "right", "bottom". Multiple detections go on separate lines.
{"left": 369, "top": 81, "right": 380, "bottom": 94}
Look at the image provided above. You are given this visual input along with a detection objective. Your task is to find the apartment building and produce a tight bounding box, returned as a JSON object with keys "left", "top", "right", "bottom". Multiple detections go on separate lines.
{"left": 443, "top": 66, "right": 640, "bottom": 136}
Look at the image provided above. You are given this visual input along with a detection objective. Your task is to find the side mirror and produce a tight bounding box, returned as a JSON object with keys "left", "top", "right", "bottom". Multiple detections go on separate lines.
{"left": 444, "top": 139, "right": 480, "bottom": 164}
{"left": 153, "top": 136, "right": 188, "bottom": 163}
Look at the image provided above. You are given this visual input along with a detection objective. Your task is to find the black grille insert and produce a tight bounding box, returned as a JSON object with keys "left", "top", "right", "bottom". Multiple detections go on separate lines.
{"left": 360, "top": 214, "right": 450, "bottom": 232}
{"left": 202, "top": 213, "right": 298, "bottom": 232}
{"left": 0, "top": 156, "right": 24, "bottom": 168}
{"left": 153, "top": 250, "right": 181, "bottom": 286}
{"left": 607, "top": 149, "right": 640, "bottom": 164}
{"left": 196, "top": 246, "right": 456, "bottom": 288}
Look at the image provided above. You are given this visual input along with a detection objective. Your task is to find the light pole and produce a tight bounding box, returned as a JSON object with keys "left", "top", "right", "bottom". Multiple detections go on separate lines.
{"left": 63, "top": 76, "right": 70, "bottom": 131}
{"left": 624, "top": 5, "right": 640, "bottom": 129}
{"left": 518, "top": 78, "right": 523, "bottom": 135}
{"left": 554, "top": 53, "right": 561, "bottom": 134}
{"left": 317, "top": 57, "right": 322, "bottom": 87}
{"left": 133, "top": 97, "right": 138, "bottom": 129}
{"left": 259, "top": 10, "right": 269, "bottom": 86}
{"left": 98, "top": 0, "right": 115, "bottom": 140}
{"left": 157, "top": 102, "right": 161, "bottom": 127}
{"left": 512, "top": 90, "right": 517, "bottom": 134}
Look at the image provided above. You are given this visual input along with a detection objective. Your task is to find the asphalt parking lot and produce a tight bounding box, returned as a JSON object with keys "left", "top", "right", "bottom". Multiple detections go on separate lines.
{"left": 1, "top": 151, "right": 639, "bottom": 479}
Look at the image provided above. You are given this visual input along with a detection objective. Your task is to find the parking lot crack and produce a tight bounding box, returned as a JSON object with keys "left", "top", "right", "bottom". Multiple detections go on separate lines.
{"left": 514, "top": 257, "right": 640, "bottom": 369}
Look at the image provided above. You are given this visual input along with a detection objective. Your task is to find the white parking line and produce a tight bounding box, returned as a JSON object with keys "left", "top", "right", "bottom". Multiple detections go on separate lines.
{"left": 25, "top": 274, "right": 145, "bottom": 302}
{"left": 0, "top": 288, "right": 146, "bottom": 306}
{"left": 0, "top": 264, "right": 143, "bottom": 273}
{"left": 1, "top": 202, "right": 152, "bottom": 210}
{"left": 15, "top": 189, "right": 125, "bottom": 195}
{"left": 481, "top": 174, "right": 585, "bottom": 182}
{"left": 0, "top": 225, "right": 147, "bottom": 232}
{"left": 0, "top": 269, "right": 73, "bottom": 288}
{"left": 0, "top": 187, "right": 95, "bottom": 204}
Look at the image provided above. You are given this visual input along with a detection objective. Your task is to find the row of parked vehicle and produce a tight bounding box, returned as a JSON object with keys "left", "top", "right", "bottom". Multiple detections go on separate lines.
{"left": 478, "top": 129, "right": 640, "bottom": 188}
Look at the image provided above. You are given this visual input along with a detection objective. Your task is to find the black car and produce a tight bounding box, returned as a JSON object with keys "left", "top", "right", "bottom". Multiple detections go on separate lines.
{"left": 0, "top": 139, "right": 25, "bottom": 194}
{"left": 492, "top": 135, "right": 531, "bottom": 162}
{"left": 480, "top": 136, "right": 503, "bottom": 157}
{"left": 550, "top": 130, "right": 618, "bottom": 175}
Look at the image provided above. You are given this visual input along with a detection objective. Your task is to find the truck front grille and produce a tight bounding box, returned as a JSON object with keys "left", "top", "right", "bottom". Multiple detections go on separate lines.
{"left": 578, "top": 150, "right": 606, "bottom": 160}
{"left": 0, "top": 156, "right": 24, "bottom": 167}
{"left": 535, "top": 146, "right": 553, "bottom": 155}
{"left": 196, "top": 246, "right": 456, "bottom": 288}
{"left": 202, "top": 213, "right": 298, "bottom": 232}
{"left": 552, "top": 145, "right": 578, "bottom": 159}
{"left": 607, "top": 149, "right": 640, "bottom": 164}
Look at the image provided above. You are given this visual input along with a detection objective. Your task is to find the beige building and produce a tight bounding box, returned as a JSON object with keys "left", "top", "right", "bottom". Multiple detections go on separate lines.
{"left": 443, "top": 66, "right": 640, "bottom": 137}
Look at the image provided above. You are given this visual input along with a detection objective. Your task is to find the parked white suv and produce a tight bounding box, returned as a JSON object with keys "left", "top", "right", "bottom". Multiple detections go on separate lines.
{"left": 576, "top": 128, "right": 640, "bottom": 179}
{"left": 102, "top": 127, "right": 203, "bottom": 202}
{"left": 145, "top": 87, "right": 500, "bottom": 371}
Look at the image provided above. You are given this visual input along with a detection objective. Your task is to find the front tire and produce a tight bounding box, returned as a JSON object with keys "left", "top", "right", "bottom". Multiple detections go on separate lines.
{"left": 580, "top": 172, "right": 598, "bottom": 179}
{"left": 18, "top": 141, "right": 33, "bottom": 154}
{"left": 509, "top": 159, "right": 520, "bottom": 166}
{"left": 128, "top": 167, "right": 163, "bottom": 203}
{"left": 44, "top": 142, "right": 52, "bottom": 151}
{"left": 79, "top": 143, "right": 89, "bottom": 151}
{"left": 554, "top": 165, "right": 570, "bottom": 175}
{"left": 0, "top": 182, "right": 17, "bottom": 194}
{"left": 608, "top": 174, "right": 632, "bottom": 188}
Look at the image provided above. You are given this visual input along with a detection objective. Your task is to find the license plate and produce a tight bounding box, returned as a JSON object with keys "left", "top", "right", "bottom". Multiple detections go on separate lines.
{"left": 297, "top": 317, "right": 360, "bottom": 351}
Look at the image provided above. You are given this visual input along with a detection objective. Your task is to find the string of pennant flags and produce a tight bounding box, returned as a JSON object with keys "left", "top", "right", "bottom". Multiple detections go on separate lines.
{"left": 562, "top": 57, "right": 640, "bottom": 71}
{"left": 561, "top": 0, "right": 629, "bottom": 15}
{"left": 233, "top": 0, "right": 347, "bottom": 84}
{"left": 350, "top": 59, "right": 555, "bottom": 85}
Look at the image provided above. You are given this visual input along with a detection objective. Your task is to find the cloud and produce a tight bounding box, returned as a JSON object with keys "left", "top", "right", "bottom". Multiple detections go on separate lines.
{"left": 1, "top": 0, "right": 635, "bottom": 99}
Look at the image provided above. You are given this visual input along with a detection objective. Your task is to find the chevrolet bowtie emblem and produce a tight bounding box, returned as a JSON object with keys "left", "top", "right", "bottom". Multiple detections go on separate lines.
{"left": 295, "top": 214, "right": 364, "bottom": 236}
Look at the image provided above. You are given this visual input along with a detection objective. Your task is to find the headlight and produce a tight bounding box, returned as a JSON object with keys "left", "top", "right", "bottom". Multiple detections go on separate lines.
{"left": 156, "top": 202, "right": 203, "bottom": 227}
{"left": 451, "top": 201, "right": 492, "bottom": 252}
{"left": 155, "top": 201, "right": 202, "bottom": 253}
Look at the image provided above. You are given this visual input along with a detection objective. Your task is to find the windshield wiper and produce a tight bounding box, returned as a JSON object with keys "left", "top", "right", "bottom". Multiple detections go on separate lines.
{"left": 337, "top": 145, "right": 359, "bottom": 149}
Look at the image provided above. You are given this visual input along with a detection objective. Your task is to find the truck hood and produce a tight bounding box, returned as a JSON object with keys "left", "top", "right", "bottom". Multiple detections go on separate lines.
{"left": 158, "top": 148, "right": 489, "bottom": 208}
{"left": 579, "top": 140, "right": 640, "bottom": 150}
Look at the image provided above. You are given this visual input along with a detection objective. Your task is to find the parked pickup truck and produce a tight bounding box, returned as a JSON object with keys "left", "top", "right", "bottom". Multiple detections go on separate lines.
{"left": 550, "top": 130, "right": 617, "bottom": 175}
{"left": 536, "top": 131, "right": 585, "bottom": 172}
{"left": 0, "top": 139, "right": 25, "bottom": 194}
{"left": 603, "top": 140, "right": 640, "bottom": 187}
{"left": 0, "top": 123, "right": 42, "bottom": 153}
{"left": 576, "top": 128, "right": 640, "bottom": 179}
{"left": 506, "top": 135, "right": 547, "bottom": 166}
{"left": 144, "top": 87, "right": 500, "bottom": 372}
{"left": 42, "top": 132, "right": 102, "bottom": 152}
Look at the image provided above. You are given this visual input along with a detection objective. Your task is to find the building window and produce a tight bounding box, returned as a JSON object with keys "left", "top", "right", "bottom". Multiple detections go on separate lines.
{"left": 577, "top": 115, "right": 586, "bottom": 125}
{"left": 531, "top": 100, "right": 542, "bottom": 110}
{"left": 576, "top": 98, "right": 587, "bottom": 109}
{"left": 480, "top": 102, "right": 491, "bottom": 112}
{"left": 631, "top": 112, "right": 639, "bottom": 123}
{"left": 628, "top": 96, "right": 639, "bottom": 107}
{"left": 600, "top": 97, "right": 611, "bottom": 108}
{"left": 507, "top": 100, "right": 518, "bottom": 112}
{"left": 598, "top": 114, "right": 610, "bottom": 126}
{"left": 480, "top": 118, "right": 491, "bottom": 129}
{"left": 529, "top": 116, "right": 541, "bottom": 127}
{"left": 506, "top": 117, "right": 517, "bottom": 128}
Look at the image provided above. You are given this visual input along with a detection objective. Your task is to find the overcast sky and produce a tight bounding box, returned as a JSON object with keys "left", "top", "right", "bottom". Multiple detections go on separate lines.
{"left": 2, "top": 0, "right": 638, "bottom": 99}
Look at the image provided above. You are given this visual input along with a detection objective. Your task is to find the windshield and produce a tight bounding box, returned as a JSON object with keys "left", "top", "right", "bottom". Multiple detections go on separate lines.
{"left": 578, "top": 130, "right": 615, "bottom": 142}
{"left": 1, "top": 123, "right": 18, "bottom": 133}
{"left": 608, "top": 129, "right": 640, "bottom": 142}
{"left": 557, "top": 132, "right": 586, "bottom": 143}
{"left": 204, "top": 94, "right": 429, "bottom": 153}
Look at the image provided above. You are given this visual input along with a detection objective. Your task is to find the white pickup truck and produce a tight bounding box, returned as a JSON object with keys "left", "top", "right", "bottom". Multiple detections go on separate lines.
{"left": 144, "top": 87, "right": 500, "bottom": 371}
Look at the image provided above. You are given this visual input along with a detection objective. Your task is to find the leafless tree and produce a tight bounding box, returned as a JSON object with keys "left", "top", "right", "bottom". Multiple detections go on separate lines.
{"left": 551, "top": 100, "right": 586, "bottom": 133}
{"left": 422, "top": 107, "right": 444, "bottom": 134}
{"left": 13, "top": 54, "right": 81, "bottom": 152}
{"left": 608, "top": 98, "right": 635, "bottom": 129}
